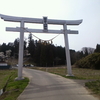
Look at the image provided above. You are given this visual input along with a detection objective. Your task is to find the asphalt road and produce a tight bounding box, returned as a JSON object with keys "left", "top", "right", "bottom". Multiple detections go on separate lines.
{"left": 17, "top": 68, "right": 99, "bottom": 100}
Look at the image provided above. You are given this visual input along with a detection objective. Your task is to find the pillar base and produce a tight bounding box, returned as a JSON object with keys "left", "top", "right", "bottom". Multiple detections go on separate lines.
{"left": 15, "top": 77, "right": 24, "bottom": 81}
{"left": 66, "top": 74, "right": 74, "bottom": 76}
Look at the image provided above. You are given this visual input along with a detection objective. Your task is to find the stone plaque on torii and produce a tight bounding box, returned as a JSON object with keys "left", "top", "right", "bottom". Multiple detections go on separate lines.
{"left": 0, "top": 14, "right": 82, "bottom": 80}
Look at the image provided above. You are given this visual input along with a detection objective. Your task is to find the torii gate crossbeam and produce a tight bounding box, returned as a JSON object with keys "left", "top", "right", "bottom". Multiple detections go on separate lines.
{"left": 6, "top": 27, "right": 78, "bottom": 34}
{"left": 0, "top": 14, "right": 82, "bottom": 80}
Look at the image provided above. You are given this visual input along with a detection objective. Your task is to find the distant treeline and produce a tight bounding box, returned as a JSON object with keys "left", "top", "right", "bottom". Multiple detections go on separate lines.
{"left": 0, "top": 33, "right": 100, "bottom": 67}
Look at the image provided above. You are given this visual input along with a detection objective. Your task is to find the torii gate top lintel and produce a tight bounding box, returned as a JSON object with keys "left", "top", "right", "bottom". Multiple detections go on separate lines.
{"left": 0, "top": 14, "right": 82, "bottom": 25}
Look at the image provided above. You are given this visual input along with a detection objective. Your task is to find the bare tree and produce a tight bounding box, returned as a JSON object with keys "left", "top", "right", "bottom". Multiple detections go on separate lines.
{"left": 88, "top": 47, "right": 95, "bottom": 54}
{"left": 82, "top": 47, "right": 95, "bottom": 56}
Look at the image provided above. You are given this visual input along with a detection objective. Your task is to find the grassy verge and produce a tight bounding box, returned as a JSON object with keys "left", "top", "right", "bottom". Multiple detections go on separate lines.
{"left": 0, "top": 69, "right": 29, "bottom": 100}
{"left": 85, "top": 80, "right": 100, "bottom": 98}
{"left": 31, "top": 66, "right": 100, "bottom": 98}
{"left": 32, "top": 67, "right": 100, "bottom": 80}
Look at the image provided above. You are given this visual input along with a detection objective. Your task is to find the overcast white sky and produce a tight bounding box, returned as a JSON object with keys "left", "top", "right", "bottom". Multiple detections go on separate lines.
{"left": 0, "top": 0, "right": 100, "bottom": 51}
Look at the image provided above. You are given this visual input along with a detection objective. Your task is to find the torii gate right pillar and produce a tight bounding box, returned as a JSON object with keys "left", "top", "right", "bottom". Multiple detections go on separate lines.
{"left": 63, "top": 24, "right": 73, "bottom": 76}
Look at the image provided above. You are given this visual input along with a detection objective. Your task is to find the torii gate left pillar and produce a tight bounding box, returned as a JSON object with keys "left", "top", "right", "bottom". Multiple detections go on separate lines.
{"left": 17, "top": 21, "right": 24, "bottom": 80}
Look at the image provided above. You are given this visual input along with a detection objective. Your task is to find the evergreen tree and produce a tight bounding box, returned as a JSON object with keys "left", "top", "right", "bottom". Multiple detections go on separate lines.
{"left": 13, "top": 38, "right": 19, "bottom": 58}
{"left": 70, "top": 49, "right": 76, "bottom": 65}
{"left": 54, "top": 46, "right": 66, "bottom": 65}
{"left": 95, "top": 44, "right": 100, "bottom": 53}
{"left": 1, "top": 43, "right": 7, "bottom": 55}
{"left": 7, "top": 42, "right": 14, "bottom": 56}
{"left": 40, "top": 44, "right": 47, "bottom": 67}
{"left": 47, "top": 44, "right": 54, "bottom": 66}
{"left": 34, "top": 42, "right": 42, "bottom": 66}
{"left": 28, "top": 33, "right": 35, "bottom": 58}
{"left": 76, "top": 51, "right": 84, "bottom": 61}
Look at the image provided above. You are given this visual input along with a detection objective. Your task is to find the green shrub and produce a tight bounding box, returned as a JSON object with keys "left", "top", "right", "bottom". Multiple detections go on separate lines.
{"left": 75, "top": 53, "right": 100, "bottom": 69}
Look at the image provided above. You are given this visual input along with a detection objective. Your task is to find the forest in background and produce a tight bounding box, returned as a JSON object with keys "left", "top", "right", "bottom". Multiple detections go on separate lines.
{"left": 0, "top": 33, "right": 100, "bottom": 67}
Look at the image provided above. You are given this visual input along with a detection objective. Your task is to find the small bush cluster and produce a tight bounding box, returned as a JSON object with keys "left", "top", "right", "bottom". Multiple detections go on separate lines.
{"left": 75, "top": 53, "right": 100, "bottom": 69}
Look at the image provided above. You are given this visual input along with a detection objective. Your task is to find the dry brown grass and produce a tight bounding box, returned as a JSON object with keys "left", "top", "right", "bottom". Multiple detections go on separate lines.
{"left": 32, "top": 66, "right": 100, "bottom": 80}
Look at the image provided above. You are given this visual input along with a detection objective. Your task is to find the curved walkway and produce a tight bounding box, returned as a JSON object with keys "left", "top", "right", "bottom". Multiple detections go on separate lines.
{"left": 17, "top": 68, "right": 99, "bottom": 100}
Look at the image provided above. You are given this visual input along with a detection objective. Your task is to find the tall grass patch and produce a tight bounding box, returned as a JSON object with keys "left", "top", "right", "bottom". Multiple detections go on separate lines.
{"left": 0, "top": 69, "right": 29, "bottom": 100}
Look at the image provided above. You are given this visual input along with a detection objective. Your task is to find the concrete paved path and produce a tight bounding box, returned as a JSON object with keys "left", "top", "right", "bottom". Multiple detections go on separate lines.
{"left": 17, "top": 68, "right": 99, "bottom": 100}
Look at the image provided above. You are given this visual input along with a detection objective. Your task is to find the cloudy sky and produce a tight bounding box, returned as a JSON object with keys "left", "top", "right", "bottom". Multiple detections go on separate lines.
{"left": 0, "top": 0, "right": 100, "bottom": 51}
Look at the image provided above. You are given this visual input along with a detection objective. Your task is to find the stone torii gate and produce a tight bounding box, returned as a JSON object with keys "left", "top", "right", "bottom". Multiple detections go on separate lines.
{"left": 0, "top": 14, "right": 82, "bottom": 80}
